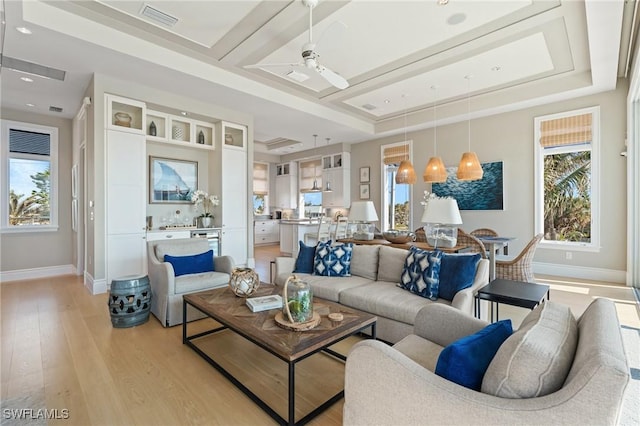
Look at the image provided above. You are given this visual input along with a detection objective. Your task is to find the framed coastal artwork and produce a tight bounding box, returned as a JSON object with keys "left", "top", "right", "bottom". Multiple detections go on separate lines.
{"left": 359, "top": 184, "right": 370, "bottom": 199}
{"left": 149, "top": 157, "right": 198, "bottom": 204}
{"left": 432, "top": 161, "right": 504, "bottom": 210}
{"left": 360, "top": 166, "right": 370, "bottom": 183}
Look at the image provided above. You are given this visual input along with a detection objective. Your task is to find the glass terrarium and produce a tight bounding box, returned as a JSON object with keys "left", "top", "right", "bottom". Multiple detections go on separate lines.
{"left": 424, "top": 224, "right": 458, "bottom": 248}
{"left": 283, "top": 275, "right": 314, "bottom": 323}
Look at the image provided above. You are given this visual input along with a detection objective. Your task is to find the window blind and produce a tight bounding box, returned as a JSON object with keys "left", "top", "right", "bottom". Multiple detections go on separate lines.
{"left": 540, "top": 113, "right": 592, "bottom": 148}
{"left": 253, "top": 162, "right": 268, "bottom": 195}
{"left": 299, "top": 159, "right": 322, "bottom": 191}
{"left": 9, "top": 129, "right": 50, "bottom": 155}
{"left": 383, "top": 144, "right": 409, "bottom": 165}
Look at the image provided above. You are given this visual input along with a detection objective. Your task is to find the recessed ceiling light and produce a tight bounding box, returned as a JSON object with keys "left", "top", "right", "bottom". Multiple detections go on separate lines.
{"left": 20, "top": 77, "right": 34, "bottom": 83}
{"left": 16, "top": 26, "right": 32, "bottom": 35}
{"left": 491, "top": 66, "right": 502, "bottom": 72}
{"left": 26, "top": 103, "right": 36, "bottom": 107}
{"left": 180, "top": 111, "right": 188, "bottom": 116}
{"left": 384, "top": 99, "right": 391, "bottom": 104}
{"left": 447, "top": 13, "right": 466, "bottom": 25}
{"left": 438, "top": 0, "right": 449, "bottom": 5}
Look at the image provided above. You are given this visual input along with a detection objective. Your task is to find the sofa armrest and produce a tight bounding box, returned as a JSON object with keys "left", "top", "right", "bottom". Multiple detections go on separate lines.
{"left": 214, "top": 255, "right": 235, "bottom": 275}
{"left": 274, "top": 257, "right": 296, "bottom": 285}
{"left": 450, "top": 258, "right": 489, "bottom": 315}
{"left": 147, "top": 252, "right": 175, "bottom": 296}
{"left": 413, "top": 304, "right": 488, "bottom": 347}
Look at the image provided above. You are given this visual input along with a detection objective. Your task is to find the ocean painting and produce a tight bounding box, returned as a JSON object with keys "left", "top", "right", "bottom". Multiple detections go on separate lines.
{"left": 149, "top": 157, "right": 198, "bottom": 203}
{"left": 432, "top": 161, "right": 504, "bottom": 210}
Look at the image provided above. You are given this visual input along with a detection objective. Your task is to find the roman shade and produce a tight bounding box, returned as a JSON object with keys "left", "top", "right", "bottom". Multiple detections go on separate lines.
{"left": 252, "top": 162, "right": 268, "bottom": 195}
{"left": 299, "top": 159, "right": 322, "bottom": 192}
{"left": 383, "top": 144, "right": 409, "bottom": 165}
{"left": 539, "top": 113, "right": 592, "bottom": 148}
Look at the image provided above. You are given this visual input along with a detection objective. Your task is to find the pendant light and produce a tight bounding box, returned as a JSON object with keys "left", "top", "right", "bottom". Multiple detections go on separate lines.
{"left": 323, "top": 137, "right": 333, "bottom": 192}
{"left": 423, "top": 85, "right": 447, "bottom": 183}
{"left": 396, "top": 94, "right": 417, "bottom": 184}
{"left": 309, "top": 134, "right": 321, "bottom": 192}
{"left": 457, "top": 75, "right": 483, "bottom": 181}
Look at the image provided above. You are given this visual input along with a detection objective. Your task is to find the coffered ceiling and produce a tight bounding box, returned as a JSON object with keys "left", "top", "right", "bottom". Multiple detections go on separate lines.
{"left": 0, "top": 0, "right": 634, "bottom": 154}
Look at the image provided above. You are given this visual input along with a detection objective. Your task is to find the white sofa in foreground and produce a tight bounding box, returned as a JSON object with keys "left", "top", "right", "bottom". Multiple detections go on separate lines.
{"left": 275, "top": 244, "right": 489, "bottom": 343}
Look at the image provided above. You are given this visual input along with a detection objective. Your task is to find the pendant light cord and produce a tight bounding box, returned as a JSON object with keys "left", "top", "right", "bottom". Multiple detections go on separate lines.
{"left": 431, "top": 85, "right": 437, "bottom": 156}
{"left": 466, "top": 75, "right": 472, "bottom": 152}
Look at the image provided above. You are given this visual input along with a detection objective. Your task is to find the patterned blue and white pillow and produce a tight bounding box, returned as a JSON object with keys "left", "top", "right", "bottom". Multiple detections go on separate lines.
{"left": 314, "top": 240, "right": 353, "bottom": 277}
{"left": 398, "top": 246, "right": 443, "bottom": 300}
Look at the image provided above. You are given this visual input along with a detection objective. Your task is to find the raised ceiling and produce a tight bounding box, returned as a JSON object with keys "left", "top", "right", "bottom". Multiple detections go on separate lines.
{"left": 0, "top": 0, "right": 633, "bottom": 153}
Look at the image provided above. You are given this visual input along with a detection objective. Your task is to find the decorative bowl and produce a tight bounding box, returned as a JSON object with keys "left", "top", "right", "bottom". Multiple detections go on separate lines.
{"left": 383, "top": 229, "right": 415, "bottom": 244}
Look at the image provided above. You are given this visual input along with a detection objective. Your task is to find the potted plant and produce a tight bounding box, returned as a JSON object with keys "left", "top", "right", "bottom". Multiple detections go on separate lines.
{"left": 191, "top": 190, "right": 219, "bottom": 228}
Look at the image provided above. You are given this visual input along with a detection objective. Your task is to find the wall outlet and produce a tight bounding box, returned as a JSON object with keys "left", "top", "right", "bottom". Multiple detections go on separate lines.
{"left": 565, "top": 251, "right": 572, "bottom": 260}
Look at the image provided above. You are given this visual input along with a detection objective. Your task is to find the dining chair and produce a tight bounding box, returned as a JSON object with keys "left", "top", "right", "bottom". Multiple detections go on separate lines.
{"left": 304, "top": 216, "right": 333, "bottom": 246}
{"left": 332, "top": 216, "right": 349, "bottom": 240}
{"left": 414, "top": 227, "right": 427, "bottom": 243}
{"left": 495, "top": 233, "right": 544, "bottom": 283}
{"left": 470, "top": 228, "right": 499, "bottom": 237}
{"left": 456, "top": 228, "right": 488, "bottom": 259}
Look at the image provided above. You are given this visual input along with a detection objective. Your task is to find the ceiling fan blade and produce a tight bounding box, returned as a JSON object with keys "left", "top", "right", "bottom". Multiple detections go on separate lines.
{"left": 315, "top": 64, "right": 349, "bottom": 89}
{"left": 244, "top": 62, "right": 303, "bottom": 69}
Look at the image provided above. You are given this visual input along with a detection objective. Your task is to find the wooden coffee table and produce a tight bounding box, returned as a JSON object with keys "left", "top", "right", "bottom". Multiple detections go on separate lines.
{"left": 182, "top": 284, "right": 377, "bottom": 426}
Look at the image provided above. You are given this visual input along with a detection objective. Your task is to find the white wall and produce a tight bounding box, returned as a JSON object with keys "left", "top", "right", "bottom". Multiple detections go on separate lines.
{"left": 350, "top": 83, "right": 628, "bottom": 282}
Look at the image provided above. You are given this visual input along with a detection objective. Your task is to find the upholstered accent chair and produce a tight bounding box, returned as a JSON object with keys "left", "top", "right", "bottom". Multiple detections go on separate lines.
{"left": 344, "top": 298, "right": 629, "bottom": 426}
{"left": 147, "top": 238, "right": 234, "bottom": 326}
{"left": 457, "top": 228, "right": 488, "bottom": 259}
{"left": 495, "top": 233, "right": 543, "bottom": 282}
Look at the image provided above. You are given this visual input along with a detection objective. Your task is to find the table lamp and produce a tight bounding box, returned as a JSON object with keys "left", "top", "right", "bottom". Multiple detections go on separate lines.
{"left": 421, "top": 197, "right": 462, "bottom": 248}
{"left": 349, "top": 201, "right": 379, "bottom": 240}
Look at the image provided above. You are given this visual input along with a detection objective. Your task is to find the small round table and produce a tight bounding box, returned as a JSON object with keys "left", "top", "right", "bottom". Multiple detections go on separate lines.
{"left": 109, "top": 274, "right": 152, "bottom": 328}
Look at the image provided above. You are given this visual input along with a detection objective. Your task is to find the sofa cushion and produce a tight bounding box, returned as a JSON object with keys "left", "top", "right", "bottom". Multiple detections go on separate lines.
{"left": 435, "top": 319, "right": 513, "bottom": 391}
{"left": 293, "top": 241, "right": 316, "bottom": 274}
{"left": 482, "top": 301, "right": 578, "bottom": 398}
{"left": 377, "top": 246, "right": 410, "bottom": 283}
{"left": 438, "top": 253, "right": 481, "bottom": 301}
{"left": 340, "top": 281, "right": 450, "bottom": 326}
{"left": 314, "top": 241, "right": 353, "bottom": 276}
{"left": 285, "top": 273, "right": 374, "bottom": 302}
{"left": 174, "top": 271, "right": 230, "bottom": 294}
{"left": 399, "top": 247, "right": 443, "bottom": 300}
{"left": 164, "top": 250, "right": 214, "bottom": 277}
{"left": 350, "top": 245, "right": 380, "bottom": 280}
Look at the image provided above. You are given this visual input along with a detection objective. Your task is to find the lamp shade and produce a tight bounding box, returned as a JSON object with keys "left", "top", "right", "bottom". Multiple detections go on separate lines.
{"left": 395, "top": 160, "right": 417, "bottom": 184}
{"left": 456, "top": 152, "right": 484, "bottom": 181}
{"left": 423, "top": 156, "right": 447, "bottom": 182}
{"left": 349, "top": 201, "right": 379, "bottom": 222}
{"left": 421, "top": 197, "right": 462, "bottom": 225}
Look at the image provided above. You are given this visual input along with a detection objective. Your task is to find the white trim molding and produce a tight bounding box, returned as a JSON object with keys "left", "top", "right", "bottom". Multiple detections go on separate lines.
{"left": 533, "top": 262, "right": 626, "bottom": 285}
{"left": 0, "top": 264, "right": 75, "bottom": 283}
{"left": 84, "top": 271, "right": 108, "bottom": 295}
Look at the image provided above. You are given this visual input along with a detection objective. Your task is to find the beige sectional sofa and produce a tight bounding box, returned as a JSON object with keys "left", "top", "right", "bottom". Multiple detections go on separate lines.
{"left": 275, "top": 244, "right": 489, "bottom": 343}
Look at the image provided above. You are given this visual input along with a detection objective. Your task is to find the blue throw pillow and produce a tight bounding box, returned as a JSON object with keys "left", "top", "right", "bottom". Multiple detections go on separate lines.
{"left": 164, "top": 250, "right": 214, "bottom": 277}
{"left": 435, "top": 319, "right": 513, "bottom": 391}
{"left": 293, "top": 241, "right": 316, "bottom": 273}
{"left": 398, "top": 246, "right": 443, "bottom": 300}
{"left": 438, "top": 253, "right": 481, "bottom": 301}
{"left": 314, "top": 240, "right": 353, "bottom": 276}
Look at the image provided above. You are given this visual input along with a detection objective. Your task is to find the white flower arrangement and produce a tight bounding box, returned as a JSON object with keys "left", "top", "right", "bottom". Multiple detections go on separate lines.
{"left": 420, "top": 190, "right": 436, "bottom": 206}
{"left": 191, "top": 190, "right": 220, "bottom": 217}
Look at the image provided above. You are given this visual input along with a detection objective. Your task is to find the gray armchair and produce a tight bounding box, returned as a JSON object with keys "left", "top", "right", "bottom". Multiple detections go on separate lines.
{"left": 344, "top": 298, "right": 629, "bottom": 426}
{"left": 147, "top": 238, "right": 234, "bottom": 326}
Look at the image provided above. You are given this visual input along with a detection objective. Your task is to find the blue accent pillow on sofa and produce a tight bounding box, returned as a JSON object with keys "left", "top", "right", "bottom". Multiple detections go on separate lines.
{"left": 438, "top": 253, "right": 481, "bottom": 301}
{"left": 314, "top": 240, "right": 353, "bottom": 276}
{"left": 398, "top": 246, "right": 443, "bottom": 300}
{"left": 435, "top": 319, "right": 513, "bottom": 391}
{"left": 293, "top": 241, "right": 316, "bottom": 273}
{"left": 164, "top": 250, "right": 214, "bottom": 277}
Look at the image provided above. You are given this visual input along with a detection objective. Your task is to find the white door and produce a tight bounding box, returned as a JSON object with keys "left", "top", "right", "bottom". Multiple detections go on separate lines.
{"left": 221, "top": 147, "right": 248, "bottom": 265}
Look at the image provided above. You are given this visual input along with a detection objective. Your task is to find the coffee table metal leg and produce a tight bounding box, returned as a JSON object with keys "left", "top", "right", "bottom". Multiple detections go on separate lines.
{"left": 289, "top": 362, "right": 295, "bottom": 426}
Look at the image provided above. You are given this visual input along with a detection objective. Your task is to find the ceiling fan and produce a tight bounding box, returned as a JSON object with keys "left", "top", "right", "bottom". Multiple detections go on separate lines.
{"left": 245, "top": 0, "right": 349, "bottom": 90}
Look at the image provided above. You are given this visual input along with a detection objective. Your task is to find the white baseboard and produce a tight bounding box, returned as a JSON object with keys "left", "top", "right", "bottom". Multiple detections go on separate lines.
{"left": 533, "top": 262, "right": 627, "bottom": 284}
{"left": 84, "top": 271, "right": 108, "bottom": 295}
{"left": 0, "top": 264, "right": 75, "bottom": 283}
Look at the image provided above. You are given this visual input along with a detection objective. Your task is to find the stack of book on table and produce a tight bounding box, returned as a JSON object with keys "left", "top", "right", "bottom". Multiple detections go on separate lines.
{"left": 246, "top": 295, "right": 283, "bottom": 312}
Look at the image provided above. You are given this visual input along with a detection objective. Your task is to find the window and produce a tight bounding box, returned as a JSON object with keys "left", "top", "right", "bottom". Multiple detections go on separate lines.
{"left": 534, "top": 107, "right": 600, "bottom": 250}
{"left": 299, "top": 159, "right": 323, "bottom": 218}
{"left": 1, "top": 120, "right": 58, "bottom": 232}
{"left": 252, "top": 162, "right": 269, "bottom": 215}
{"left": 381, "top": 141, "right": 412, "bottom": 231}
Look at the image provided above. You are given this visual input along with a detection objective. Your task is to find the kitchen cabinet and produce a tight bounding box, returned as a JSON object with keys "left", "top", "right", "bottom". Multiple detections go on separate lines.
{"left": 279, "top": 222, "right": 317, "bottom": 256}
{"left": 254, "top": 219, "right": 280, "bottom": 245}
{"left": 221, "top": 143, "right": 248, "bottom": 264}
{"left": 322, "top": 152, "right": 350, "bottom": 208}
{"left": 275, "top": 162, "right": 298, "bottom": 209}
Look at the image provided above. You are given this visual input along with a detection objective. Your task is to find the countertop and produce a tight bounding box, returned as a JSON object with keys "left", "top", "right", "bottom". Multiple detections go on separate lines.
{"left": 279, "top": 219, "right": 320, "bottom": 225}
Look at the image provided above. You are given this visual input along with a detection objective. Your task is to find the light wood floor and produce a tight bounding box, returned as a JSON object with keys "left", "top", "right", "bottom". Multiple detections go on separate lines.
{"left": 1, "top": 244, "right": 638, "bottom": 426}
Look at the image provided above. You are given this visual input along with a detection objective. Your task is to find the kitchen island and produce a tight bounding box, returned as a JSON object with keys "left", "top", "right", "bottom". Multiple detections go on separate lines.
{"left": 279, "top": 219, "right": 319, "bottom": 256}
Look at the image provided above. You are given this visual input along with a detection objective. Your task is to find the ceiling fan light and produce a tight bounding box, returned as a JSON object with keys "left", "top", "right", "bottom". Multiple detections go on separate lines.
{"left": 423, "top": 157, "right": 447, "bottom": 182}
{"left": 395, "top": 160, "right": 417, "bottom": 184}
{"left": 457, "top": 152, "right": 483, "bottom": 181}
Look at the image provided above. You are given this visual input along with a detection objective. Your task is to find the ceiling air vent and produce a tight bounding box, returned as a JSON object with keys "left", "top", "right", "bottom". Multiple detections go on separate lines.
{"left": 140, "top": 4, "right": 178, "bottom": 27}
{"left": 362, "top": 104, "right": 377, "bottom": 111}
{"left": 49, "top": 106, "right": 63, "bottom": 113}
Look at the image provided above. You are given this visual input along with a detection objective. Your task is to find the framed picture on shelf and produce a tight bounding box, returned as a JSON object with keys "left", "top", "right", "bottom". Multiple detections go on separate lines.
{"left": 360, "top": 166, "right": 370, "bottom": 182}
{"left": 149, "top": 157, "right": 198, "bottom": 204}
{"left": 359, "top": 184, "right": 370, "bottom": 199}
